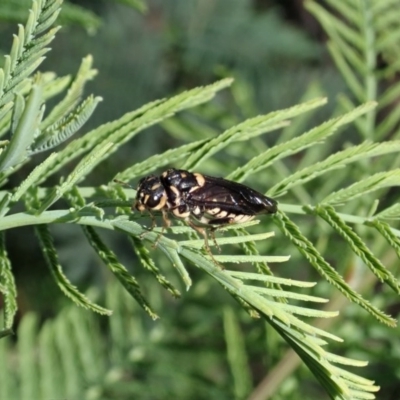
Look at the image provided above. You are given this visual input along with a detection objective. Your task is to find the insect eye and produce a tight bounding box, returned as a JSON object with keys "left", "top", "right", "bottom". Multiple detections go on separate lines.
{"left": 145, "top": 194, "right": 162, "bottom": 208}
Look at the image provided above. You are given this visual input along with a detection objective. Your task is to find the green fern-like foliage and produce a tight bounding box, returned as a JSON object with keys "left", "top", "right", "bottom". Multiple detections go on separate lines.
{"left": 0, "top": 0, "right": 400, "bottom": 399}
{"left": 0, "top": 0, "right": 146, "bottom": 33}
{"left": 0, "top": 281, "right": 276, "bottom": 399}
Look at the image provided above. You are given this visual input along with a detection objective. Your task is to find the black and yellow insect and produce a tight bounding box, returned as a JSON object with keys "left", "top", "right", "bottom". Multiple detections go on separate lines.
{"left": 134, "top": 168, "right": 277, "bottom": 256}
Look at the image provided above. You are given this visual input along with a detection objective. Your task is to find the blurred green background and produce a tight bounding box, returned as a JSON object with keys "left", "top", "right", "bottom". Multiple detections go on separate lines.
{"left": 1, "top": 1, "right": 399, "bottom": 399}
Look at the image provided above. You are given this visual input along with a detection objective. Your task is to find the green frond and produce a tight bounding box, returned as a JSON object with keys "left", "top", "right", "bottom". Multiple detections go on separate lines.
{"left": 38, "top": 142, "right": 113, "bottom": 212}
{"left": 0, "top": 0, "right": 62, "bottom": 108}
{"left": 269, "top": 140, "right": 400, "bottom": 197}
{"left": 378, "top": 81, "right": 400, "bottom": 108}
{"left": 273, "top": 211, "right": 396, "bottom": 327}
{"left": 53, "top": 313, "right": 84, "bottom": 398}
{"left": 186, "top": 254, "right": 377, "bottom": 398}
{"left": 0, "top": 336, "right": 13, "bottom": 399}
{"left": 0, "top": 193, "right": 12, "bottom": 219}
{"left": 0, "top": 152, "right": 58, "bottom": 217}
{"left": 0, "top": 197, "right": 384, "bottom": 399}
{"left": 0, "top": 278, "right": 378, "bottom": 400}
{"left": 35, "top": 79, "right": 233, "bottom": 184}
{"left": 306, "top": 0, "right": 383, "bottom": 141}
{"left": 307, "top": 0, "right": 400, "bottom": 141}
{"left": 268, "top": 301, "right": 337, "bottom": 319}
{"left": 249, "top": 286, "right": 327, "bottom": 303}
{"left": 306, "top": 1, "right": 364, "bottom": 50}
{"left": 34, "top": 224, "right": 112, "bottom": 315}
{"left": 321, "top": 169, "right": 400, "bottom": 205}
{"left": 234, "top": 228, "right": 284, "bottom": 297}
{"left": 376, "top": 24, "right": 400, "bottom": 53}
{"left": 376, "top": 105, "right": 400, "bottom": 139}
{"left": 330, "top": 31, "right": 366, "bottom": 76}
{"left": 17, "top": 314, "right": 40, "bottom": 399}
{"left": 2, "top": 1, "right": 400, "bottom": 398}
{"left": 0, "top": 105, "right": 13, "bottom": 140}
{"left": 31, "top": 95, "right": 102, "bottom": 154}
{"left": 184, "top": 97, "right": 326, "bottom": 171}
{"left": 224, "top": 307, "right": 252, "bottom": 400}
{"left": 156, "top": 244, "right": 192, "bottom": 291}
{"left": 64, "top": 183, "right": 159, "bottom": 317}
{"left": 228, "top": 101, "right": 376, "bottom": 182}
{"left": 0, "top": 102, "right": 13, "bottom": 124}
{"left": 36, "top": 0, "right": 62, "bottom": 34}
{"left": 113, "top": 139, "right": 207, "bottom": 182}
{"left": 0, "top": 81, "right": 43, "bottom": 172}
{"left": 212, "top": 255, "right": 288, "bottom": 264}
{"left": 374, "top": 203, "right": 400, "bottom": 220}
{"left": 23, "top": 27, "right": 60, "bottom": 64}
{"left": 13, "top": 42, "right": 51, "bottom": 78}
{"left": 281, "top": 328, "right": 380, "bottom": 399}
{"left": 130, "top": 236, "right": 182, "bottom": 298}
{"left": 66, "top": 306, "right": 105, "bottom": 381}
{"left": 166, "top": 220, "right": 261, "bottom": 234}
{"left": 324, "top": 0, "right": 361, "bottom": 27}
{"left": 10, "top": 93, "right": 25, "bottom": 134}
{"left": 227, "top": 271, "right": 316, "bottom": 287}
{"left": 179, "top": 231, "right": 275, "bottom": 248}
{"left": 368, "top": 220, "right": 400, "bottom": 260}
{"left": 178, "top": 246, "right": 327, "bottom": 337}
{"left": 40, "top": 56, "right": 98, "bottom": 130}
{"left": 37, "top": 322, "right": 60, "bottom": 398}
{"left": 316, "top": 205, "right": 400, "bottom": 295}
{"left": 42, "top": 74, "right": 71, "bottom": 101}
{"left": 110, "top": 217, "right": 325, "bottom": 329}
{"left": 328, "top": 41, "right": 365, "bottom": 102}
{"left": 0, "top": 233, "right": 17, "bottom": 331}
{"left": 82, "top": 225, "right": 159, "bottom": 320}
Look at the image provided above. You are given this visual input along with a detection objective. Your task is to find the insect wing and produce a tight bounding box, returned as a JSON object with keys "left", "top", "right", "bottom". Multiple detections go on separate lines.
{"left": 188, "top": 175, "right": 277, "bottom": 215}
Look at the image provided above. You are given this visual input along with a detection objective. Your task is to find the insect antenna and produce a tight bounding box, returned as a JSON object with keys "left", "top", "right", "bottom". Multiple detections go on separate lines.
{"left": 113, "top": 179, "right": 134, "bottom": 189}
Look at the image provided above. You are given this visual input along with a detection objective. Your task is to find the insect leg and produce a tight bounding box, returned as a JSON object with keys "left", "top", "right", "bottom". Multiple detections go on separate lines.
{"left": 187, "top": 220, "right": 223, "bottom": 268}
{"left": 150, "top": 209, "right": 172, "bottom": 248}
{"left": 161, "top": 209, "right": 172, "bottom": 229}
{"left": 208, "top": 228, "right": 221, "bottom": 253}
{"left": 206, "top": 217, "right": 235, "bottom": 253}
{"left": 137, "top": 209, "right": 170, "bottom": 247}
{"left": 139, "top": 210, "right": 157, "bottom": 240}
{"left": 149, "top": 211, "right": 157, "bottom": 230}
